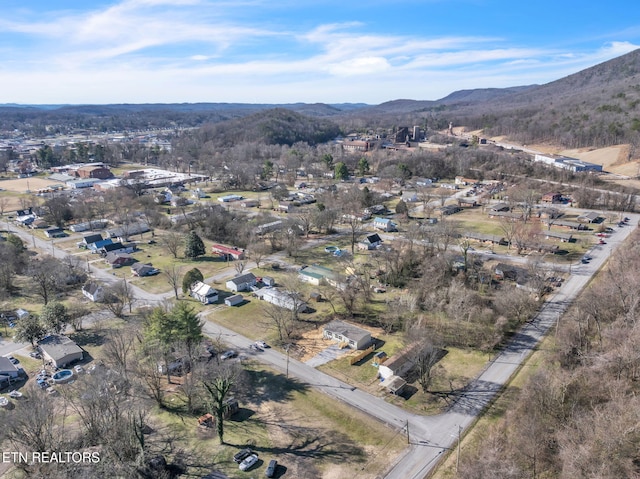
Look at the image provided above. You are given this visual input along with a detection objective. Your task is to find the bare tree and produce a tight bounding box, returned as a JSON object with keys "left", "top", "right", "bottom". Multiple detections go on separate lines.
{"left": 103, "top": 327, "right": 136, "bottom": 377}
{"left": 164, "top": 263, "right": 183, "bottom": 299}
{"left": 27, "top": 256, "right": 63, "bottom": 305}
{"left": 262, "top": 302, "right": 297, "bottom": 341}
{"left": 234, "top": 261, "right": 246, "bottom": 276}
{"left": 162, "top": 231, "right": 183, "bottom": 259}
{"left": 202, "top": 363, "right": 240, "bottom": 444}
{"left": 103, "top": 280, "right": 134, "bottom": 318}
{"left": 4, "top": 385, "right": 62, "bottom": 452}
{"left": 247, "top": 240, "right": 270, "bottom": 269}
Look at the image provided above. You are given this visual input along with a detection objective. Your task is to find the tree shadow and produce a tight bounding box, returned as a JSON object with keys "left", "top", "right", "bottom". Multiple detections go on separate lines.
{"left": 69, "top": 329, "right": 107, "bottom": 347}
{"left": 243, "top": 369, "right": 309, "bottom": 407}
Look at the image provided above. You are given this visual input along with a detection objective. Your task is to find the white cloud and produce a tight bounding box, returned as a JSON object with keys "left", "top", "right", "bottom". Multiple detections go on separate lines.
{"left": 0, "top": 1, "right": 639, "bottom": 103}
{"left": 328, "top": 56, "right": 391, "bottom": 76}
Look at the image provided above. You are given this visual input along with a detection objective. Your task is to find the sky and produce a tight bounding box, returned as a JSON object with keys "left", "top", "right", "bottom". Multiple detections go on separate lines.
{"left": 2, "top": 0, "right": 640, "bottom": 105}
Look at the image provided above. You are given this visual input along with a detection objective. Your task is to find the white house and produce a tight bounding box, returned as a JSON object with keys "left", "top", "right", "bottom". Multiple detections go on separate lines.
{"left": 372, "top": 217, "right": 396, "bottom": 232}
{"left": 226, "top": 272, "right": 257, "bottom": 292}
{"left": 190, "top": 281, "right": 219, "bottom": 304}
{"left": 357, "top": 233, "right": 383, "bottom": 251}
{"left": 256, "top": 288, "right": 308, "bottom": 312}
{"left": 298, "top": 264, "right": 345, "bottom": 289}
{"left": 82, "top": 282, "right": 104, "bottom": 302}
{"left": 322, "top": 320, "right": 371, "bottom": 350}
{"left": 401, "top": 191, "right": 419, "bottom": 203}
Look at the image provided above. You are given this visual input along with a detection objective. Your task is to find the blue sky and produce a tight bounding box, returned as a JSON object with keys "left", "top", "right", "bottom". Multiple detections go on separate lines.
{"left": 1, "top": 0, "right": 640, "bottom": 105}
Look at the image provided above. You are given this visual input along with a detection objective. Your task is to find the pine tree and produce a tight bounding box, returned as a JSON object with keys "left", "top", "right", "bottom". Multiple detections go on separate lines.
{"left": 184, "top": 230, "right": 205, "bottom": 259}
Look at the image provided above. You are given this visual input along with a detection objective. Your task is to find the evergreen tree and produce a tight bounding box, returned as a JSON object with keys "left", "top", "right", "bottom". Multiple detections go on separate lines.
{"left": 334, "top": 161, "right": 349, "bottom": 181}
{"left": 184, "top": 230, "right": 205, "bottom": 259}
{"left": 357, "top": 157, "right": 370, "bottom": 176}
{"left": 171, "top": 302, "right": 203, "bottom": 360}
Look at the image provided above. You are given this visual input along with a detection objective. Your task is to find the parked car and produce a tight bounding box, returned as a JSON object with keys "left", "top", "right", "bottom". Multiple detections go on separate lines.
{"left": 233, "top": 448, "right": 253, "bottom": 464}
{"left": 7, "top": 356, "right": 19, "bottom": 365}
{"left": 220, "top": 350, "right": 237, "bottom": 361}
{"left": 265, "top": 459, "right": 278, "bottom": 477}
{"left": 239, "top": 453, "right": 259, "bottom": 471}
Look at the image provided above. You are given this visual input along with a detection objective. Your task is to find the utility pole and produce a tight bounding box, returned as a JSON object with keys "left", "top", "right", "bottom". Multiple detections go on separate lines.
{"left": 456, "top": 425, "right": 461, "bottom": 472}
{"left": 406, "top": 420, "right": 410, "bottom": 445}
{"left": 285, "top": 344, "right": 290, "bottom": 378}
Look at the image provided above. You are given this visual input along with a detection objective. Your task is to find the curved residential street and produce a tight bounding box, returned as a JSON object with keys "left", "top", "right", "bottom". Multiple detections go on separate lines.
{"left": 1, "top": 214, "right": 637, "bottom": 479}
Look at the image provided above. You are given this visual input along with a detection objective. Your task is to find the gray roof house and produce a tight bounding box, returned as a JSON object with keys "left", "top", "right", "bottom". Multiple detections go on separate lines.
{"left": 39, "top": 335, "right": 84, "bottom": 368}
{"left": 0, "top": 356, "right": 20, "bottom": 378}
{"left": 82, "top": 282, "right": 104, "bottom": 302}
{"left": 226, "top": 272, "right": 257, "bottom": 292}
{"left": 322, "top": 320, "right": 371, "bottom": 350}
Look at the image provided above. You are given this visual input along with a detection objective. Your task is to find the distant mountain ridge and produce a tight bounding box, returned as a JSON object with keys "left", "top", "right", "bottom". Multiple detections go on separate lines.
{"left": 2, "top": 48, "right": 640, "bottom": 149}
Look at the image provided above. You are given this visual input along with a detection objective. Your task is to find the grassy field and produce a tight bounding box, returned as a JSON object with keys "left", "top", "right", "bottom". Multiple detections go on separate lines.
{"left": 150, "top": 361, "right": 405, "bottom": 478}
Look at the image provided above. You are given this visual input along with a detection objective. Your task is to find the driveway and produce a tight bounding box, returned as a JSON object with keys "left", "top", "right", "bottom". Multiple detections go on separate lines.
{"left": 304, "top": 343, "right": 350, "bottom": 367}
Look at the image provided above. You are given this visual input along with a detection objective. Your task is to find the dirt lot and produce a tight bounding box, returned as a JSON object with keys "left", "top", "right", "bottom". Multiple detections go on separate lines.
{"left": 0, "top": 177, "right": 60, "bottom": 193}
{"left": 0, "top": 177, "right": 61, "bottom": 212}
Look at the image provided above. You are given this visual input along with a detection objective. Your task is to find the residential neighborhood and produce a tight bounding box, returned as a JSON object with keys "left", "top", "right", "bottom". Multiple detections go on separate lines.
{"left": 0, "top": 89, "right": 638, "bottom": 479}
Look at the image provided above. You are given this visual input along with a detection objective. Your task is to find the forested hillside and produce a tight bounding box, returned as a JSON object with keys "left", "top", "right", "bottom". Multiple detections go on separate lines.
{"left": 456, "top": 230, "right": 640, "bottom": 479}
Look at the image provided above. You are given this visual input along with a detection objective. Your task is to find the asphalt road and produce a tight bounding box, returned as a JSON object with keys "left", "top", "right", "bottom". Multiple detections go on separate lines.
{"left": 1, "top": 213, "right": 637, "bottom": 479}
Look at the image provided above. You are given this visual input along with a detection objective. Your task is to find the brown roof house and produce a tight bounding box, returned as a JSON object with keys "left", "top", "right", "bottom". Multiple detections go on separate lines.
{"left": 39, "top": 335, "right": 84, "bottom": 368}
{"left": 377, "top": 343, "right": 429, "bottom": 395}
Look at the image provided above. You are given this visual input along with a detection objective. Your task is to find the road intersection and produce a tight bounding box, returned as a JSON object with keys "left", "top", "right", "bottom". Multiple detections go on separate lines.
{"left": 1, "top": 213, "right": 637, "bottom": 478}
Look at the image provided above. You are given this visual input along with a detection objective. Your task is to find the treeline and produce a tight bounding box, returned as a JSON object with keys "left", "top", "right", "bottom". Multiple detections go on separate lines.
{"left": 456, "top": 230, "right": 640, "bottom": 479}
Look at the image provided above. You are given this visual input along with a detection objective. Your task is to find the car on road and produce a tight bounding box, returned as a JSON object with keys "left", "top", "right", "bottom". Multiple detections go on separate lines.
{"left": 233, "top": 448, "right": 253, "bottom": 463}
{"left": 255, "top": 340, "right": 268, "bottom": 349}
{"left": 220, "top": 350, "right": 237, "bottom": 361}
{"left": 250, "top": 343, "right": 263, "bottom": 352}
{"left": 265, "top": 459, "right": 278, "bottom": 477}
{"left": 239, "top": 453, "right": 259, "bottom": 471}
{"left": 599, "top": 239, "right": 606, "bottom": 245}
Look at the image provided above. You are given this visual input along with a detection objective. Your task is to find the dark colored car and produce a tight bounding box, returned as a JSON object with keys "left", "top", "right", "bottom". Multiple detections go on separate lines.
{"left": 265, "top": 459, "right": 278, "bottom": 477}
{"left": 233, "top": 448, "right": 253, "bottom": 464}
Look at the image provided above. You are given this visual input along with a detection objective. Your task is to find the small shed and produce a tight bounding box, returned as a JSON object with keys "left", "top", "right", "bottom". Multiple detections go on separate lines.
{"left": 198, "top": 413, "right": 214, "bottom": 428}
{"left": 224, "top": 294, "right": 244, "bottom": 307}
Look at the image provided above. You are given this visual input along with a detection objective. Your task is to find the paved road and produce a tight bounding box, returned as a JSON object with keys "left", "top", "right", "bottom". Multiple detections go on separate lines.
{"left": 1, "top": 214, "right": 637, "bottom": 479}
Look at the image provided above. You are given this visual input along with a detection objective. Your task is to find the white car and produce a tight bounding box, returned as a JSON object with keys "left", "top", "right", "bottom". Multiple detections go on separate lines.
{"left": 255, "top": 340, "right": 268, "bottom": 349}
{"left": 238, "top": 453, "right": 259, "bottom": 471}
